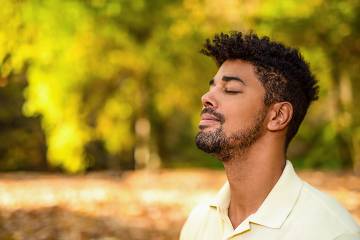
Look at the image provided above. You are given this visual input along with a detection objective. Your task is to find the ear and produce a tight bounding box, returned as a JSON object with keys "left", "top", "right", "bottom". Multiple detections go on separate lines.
{"left": 267, "top": 102, "right": 293, "bottom": 131}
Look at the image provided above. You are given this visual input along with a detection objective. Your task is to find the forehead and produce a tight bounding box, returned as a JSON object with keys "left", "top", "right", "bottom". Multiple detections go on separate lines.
{"left": 214, "top": 59, "right": 261, "bottom": 86}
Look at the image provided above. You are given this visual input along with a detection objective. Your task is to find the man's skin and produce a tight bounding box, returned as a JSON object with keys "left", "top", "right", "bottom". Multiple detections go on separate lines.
{"left": 199, "top": 59, "right": 293, "bottom": 229}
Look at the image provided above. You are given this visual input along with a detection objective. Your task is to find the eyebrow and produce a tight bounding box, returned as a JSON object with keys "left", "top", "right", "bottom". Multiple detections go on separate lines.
{"left": 209, "top": 76, "right": 246, "bottom": 86}
{"left": 222, "top": 75, "right": 246, "bottom": 85}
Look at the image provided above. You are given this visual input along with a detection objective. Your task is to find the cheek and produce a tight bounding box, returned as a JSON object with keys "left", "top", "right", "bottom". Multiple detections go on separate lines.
{"left": 222, "top": 105, "right": 251, "bottom": 131}
{"left": 222, "top": 99, "right": 263, "bottom": 132}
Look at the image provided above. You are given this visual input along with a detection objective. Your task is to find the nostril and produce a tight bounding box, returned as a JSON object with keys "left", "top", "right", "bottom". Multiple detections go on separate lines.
{"left": 204, "top": 100, "right": 213, "bottom": 107}
{"left": 201, "top": 92, "right": 216, "bottom": 108}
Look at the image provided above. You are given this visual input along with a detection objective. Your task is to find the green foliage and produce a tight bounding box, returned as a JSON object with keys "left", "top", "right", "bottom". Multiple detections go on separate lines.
{"left": 0, "top": 0, "right": 359, "bottom": 172}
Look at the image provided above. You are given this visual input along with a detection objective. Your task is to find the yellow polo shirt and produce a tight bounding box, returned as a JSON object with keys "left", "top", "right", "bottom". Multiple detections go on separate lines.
{"left": 180, "top": 160, "right": 360, "bottom": 240}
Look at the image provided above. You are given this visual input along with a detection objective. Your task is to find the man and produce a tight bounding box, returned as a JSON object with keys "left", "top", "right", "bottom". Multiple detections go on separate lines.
{"left": 180, "top": 32, "right": 360, "bottom": 240}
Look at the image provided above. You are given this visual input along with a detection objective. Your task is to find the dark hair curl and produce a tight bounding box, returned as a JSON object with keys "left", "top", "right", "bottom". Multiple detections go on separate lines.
{"left": 201, "top": 31, "right": 319, "bottom": 149}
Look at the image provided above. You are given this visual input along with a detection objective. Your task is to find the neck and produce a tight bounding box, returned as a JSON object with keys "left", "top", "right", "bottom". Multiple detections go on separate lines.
{"left": 221, "top": 137, "right": 286, "bottom": 229}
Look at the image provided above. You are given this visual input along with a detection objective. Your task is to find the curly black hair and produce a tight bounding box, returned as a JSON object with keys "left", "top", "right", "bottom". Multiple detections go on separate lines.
{"left": 201, "top": 31, "right": 319, "bottom": 149}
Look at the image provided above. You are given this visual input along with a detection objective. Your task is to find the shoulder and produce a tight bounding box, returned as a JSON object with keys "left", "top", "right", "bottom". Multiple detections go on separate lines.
{"left": 294, "top": 181, "right": 360, "bottom": 236}
{"left": 302, "top": 182, "right": 359, "bottom": 230}
{"left": 185, "top": 203, "right": 212, "bottom": 222}
{"left": 334, "top": 232, "right": 360, "bottom": 240}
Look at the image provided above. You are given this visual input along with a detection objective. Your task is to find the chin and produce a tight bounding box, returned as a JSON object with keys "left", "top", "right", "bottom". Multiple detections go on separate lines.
{"left": 199, "top": 125, "right": 220, "bottom": 131}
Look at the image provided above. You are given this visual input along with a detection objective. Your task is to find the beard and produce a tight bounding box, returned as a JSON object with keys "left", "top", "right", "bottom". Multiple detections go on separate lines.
{"left": 195, "top": 108, "right": 267, "bottom": 161}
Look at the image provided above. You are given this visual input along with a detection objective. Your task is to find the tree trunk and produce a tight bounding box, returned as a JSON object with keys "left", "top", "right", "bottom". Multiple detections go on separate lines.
{"left": 330, "top": 62, "right": 353, "bottom": 168}
{"left": 349, "top": 69, "right": 360, "bottom": 175}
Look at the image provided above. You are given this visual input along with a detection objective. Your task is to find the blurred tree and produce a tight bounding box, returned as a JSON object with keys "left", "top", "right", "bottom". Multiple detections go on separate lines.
{"left": 0, "top": 1, "right": 47, "bottom": 171}
{"left": 0, "top": 0, "right": 359, "bottom": 173}
{"left": 0, "top": 0, "right": 249, "bottom": 172}
{"left": 0, "top": 72, "right": 47, "bottom": 171}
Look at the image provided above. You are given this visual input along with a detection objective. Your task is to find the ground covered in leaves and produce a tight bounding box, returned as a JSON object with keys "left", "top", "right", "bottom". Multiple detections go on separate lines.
{"left": 0, "top": 169, "right": 359, "bottom": 240}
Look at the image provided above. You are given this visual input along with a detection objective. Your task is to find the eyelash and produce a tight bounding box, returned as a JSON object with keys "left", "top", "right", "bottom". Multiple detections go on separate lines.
{"left": 224, "top": 89, "right": 241, "bottom": 94}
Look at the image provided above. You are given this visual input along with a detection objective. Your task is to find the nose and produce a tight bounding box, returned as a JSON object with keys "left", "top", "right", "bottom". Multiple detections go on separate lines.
{"left": 201, "top": 90, "right": 218, "bottom": 108}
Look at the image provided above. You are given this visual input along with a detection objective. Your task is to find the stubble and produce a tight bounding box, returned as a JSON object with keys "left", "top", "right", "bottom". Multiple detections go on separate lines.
{"left": 195, "top": 108, "right": 267, "bottom": 161}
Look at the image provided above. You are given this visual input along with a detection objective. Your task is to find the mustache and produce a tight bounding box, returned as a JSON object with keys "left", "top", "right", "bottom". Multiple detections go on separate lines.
{"left": 201, "top": 108, "right": 225, "bottom": 124}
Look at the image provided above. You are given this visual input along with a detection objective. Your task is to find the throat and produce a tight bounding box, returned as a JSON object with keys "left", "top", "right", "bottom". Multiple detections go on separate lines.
{"left": 223, "top": 153, "right": 286, "bottom": 230}
{"left": 227, "top": 203, "right": 253, "bottom": 229}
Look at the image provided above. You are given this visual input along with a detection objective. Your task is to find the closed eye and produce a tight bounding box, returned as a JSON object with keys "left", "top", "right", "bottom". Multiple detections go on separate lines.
{"left": 224, "top": 89, "right": 242, "bottom": 94}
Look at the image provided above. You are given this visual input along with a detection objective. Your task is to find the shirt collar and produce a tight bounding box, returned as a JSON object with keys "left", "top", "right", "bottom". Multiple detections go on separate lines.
{"left": 209, "top": 160, "right": 303, "bottom": 229}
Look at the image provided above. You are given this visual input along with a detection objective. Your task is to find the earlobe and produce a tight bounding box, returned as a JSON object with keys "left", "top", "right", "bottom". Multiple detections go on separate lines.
{"left": 267, "top": 102, "right": 293, "bottom": 131}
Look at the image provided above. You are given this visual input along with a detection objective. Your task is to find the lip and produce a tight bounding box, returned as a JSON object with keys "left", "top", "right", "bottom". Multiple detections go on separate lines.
{"left": 199, "top": 113, "right": 220, "bottom": 129}
{"left": 200, "top": 113, "right": 220, "bottom": 121}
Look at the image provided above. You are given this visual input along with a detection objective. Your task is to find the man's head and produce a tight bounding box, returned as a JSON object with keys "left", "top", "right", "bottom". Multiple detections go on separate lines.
{"left": 195, "top": 31, "right": 319, "bottom": 158}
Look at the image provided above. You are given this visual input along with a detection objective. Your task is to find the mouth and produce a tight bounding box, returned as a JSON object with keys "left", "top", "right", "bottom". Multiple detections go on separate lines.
{"left": 199, "top": 113, "right": 220, "bottom": 129}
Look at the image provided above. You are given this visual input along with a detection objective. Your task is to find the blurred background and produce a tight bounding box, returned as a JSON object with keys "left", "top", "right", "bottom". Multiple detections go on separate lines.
{"left": 0, "top": 0, "right": 359, "bottom": 239}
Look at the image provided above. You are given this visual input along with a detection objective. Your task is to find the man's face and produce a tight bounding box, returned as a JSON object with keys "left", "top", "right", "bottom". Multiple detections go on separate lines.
{"left": 195, "top": 59, "right": 268, "bottom": 160}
